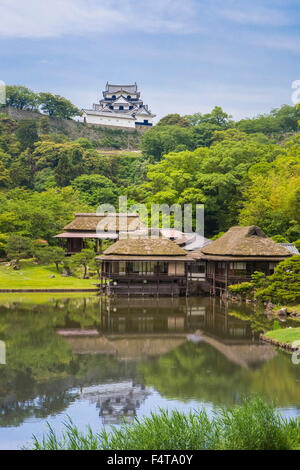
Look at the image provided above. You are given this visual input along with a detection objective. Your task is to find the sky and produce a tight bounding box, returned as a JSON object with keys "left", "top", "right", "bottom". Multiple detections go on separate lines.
{"left": 0, "top": 0, "right": 299, "bottom": 121}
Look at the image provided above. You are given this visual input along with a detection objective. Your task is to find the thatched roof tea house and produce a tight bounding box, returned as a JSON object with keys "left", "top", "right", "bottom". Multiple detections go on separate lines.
{"left": 194, "top": 225, "right": 291, "bottom": 294}
{"left": 97, "top": 234, "right": 194, "bottom": 296}
{"left": 54, "top": 213, "right": 143, "bottom": 254}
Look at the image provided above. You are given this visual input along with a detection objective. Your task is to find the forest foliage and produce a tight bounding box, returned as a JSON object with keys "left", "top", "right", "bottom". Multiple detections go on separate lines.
{"left": 0, "top": 92, "right": 299, "bottom": 258}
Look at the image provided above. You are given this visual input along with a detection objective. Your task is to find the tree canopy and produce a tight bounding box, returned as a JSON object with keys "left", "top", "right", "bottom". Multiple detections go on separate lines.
{"left": 0, "top": 99, "right": 299, "bottom": 254}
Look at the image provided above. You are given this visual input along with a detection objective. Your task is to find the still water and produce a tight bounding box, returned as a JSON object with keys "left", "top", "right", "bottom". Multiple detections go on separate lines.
{"left": 0, "top": 293, "right": 299, "bottom": 449}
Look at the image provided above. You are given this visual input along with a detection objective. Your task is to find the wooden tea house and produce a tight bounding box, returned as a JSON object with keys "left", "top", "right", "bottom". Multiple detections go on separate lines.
{"left": 97, "top": 233, "right": 194, "bottom": 296}
{"left": 194, "top": 225, "right": 292, "bottom": 295}
{"left": 54, "top": 213, "right": 142, "bottom": 255}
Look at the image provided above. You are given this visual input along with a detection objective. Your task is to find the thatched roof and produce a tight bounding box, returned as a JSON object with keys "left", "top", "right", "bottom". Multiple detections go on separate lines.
{"left": 54, "top": 231, "right": 118, "bottom": 240}
{"left": 63, "top": 213, "right": 142, "bottom": 232}
{"left": 98, "top": 235, "right": 190, "bottom": 261}
{"left": 200, "top": 226, "right": 291, "bottom": 258}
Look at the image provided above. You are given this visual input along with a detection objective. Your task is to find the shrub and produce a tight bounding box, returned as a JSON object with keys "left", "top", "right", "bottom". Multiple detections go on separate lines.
{"left": 228, "top": 282, "right": 254, "bottom": 299}
{"left": 255, "top": 256, "right": 300, "bottom": 304}
{"left": 5, "top": 235, "right": 34, "bottom": 265}
{"left": 251, "top": 271, "right": 267, "bottom": 288}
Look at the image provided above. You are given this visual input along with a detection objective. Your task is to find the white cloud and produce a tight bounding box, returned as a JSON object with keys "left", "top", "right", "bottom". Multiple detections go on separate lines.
{"left": 0, "top": 0, "right": 201, "bottom": 38}
{"left": 219, "top": 5, "right": 290, "bottom": 26}
{"left": 250, "top": 34, "right": 300, "bottom": 53}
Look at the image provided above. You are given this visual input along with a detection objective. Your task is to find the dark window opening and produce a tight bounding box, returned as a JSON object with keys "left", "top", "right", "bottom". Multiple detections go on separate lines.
{"left": 119, "top": 105, "right": 124, "bottom": 110}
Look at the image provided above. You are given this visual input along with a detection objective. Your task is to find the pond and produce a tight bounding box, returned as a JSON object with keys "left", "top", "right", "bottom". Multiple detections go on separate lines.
{"left": 0, "top": 293, "right": 299, "bottom": 450}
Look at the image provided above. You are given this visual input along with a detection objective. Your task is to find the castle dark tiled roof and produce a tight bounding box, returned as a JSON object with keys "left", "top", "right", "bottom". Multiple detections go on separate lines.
{"left": 106, "top": 83, "right": 138, "bottom": 94}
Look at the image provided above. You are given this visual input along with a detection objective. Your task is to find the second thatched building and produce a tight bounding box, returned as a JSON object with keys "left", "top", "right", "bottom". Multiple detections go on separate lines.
{"left": 194, "top": 225, "right": 292, "bottom": 295}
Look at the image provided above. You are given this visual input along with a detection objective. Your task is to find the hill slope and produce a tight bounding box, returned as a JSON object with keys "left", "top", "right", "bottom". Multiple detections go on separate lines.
{"left": 3, "top": 106, "right": 141, "bottom": 149}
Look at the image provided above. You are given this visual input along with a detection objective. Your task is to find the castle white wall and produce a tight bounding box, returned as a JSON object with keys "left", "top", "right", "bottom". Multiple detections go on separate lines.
{"left": 83, "top": 113, "right": 136, "bottom": 128}
{"left": 135, "top": 114, "right": 154, "bottom": 124}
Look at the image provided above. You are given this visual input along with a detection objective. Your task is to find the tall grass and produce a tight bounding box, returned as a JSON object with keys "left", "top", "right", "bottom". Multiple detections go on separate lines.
{"left": 30, "top": 397, "right": 300, "bottom": 450}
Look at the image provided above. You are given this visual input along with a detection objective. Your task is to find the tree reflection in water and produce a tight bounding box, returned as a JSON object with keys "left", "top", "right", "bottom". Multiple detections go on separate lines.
{"left": 0, "top": 294, "right": 299, "bottom": 431}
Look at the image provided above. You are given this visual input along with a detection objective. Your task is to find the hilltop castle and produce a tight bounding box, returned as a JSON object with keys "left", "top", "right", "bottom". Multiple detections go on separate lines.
{"left": 82, "top": 82, "right": 155, "bottom": 130}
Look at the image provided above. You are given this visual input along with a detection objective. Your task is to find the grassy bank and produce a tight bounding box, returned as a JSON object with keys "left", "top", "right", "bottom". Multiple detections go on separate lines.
{"left": 0, "top": 261, "right": 96, "bottom": 290}
{"left": 263, "top": 327, "right": 300, "bottom": 347}
{"left": 0, "top": 292, "right": 98, "bottom": 305}
{"left": 30, "top": 398, "right": 300, "bottom": 450}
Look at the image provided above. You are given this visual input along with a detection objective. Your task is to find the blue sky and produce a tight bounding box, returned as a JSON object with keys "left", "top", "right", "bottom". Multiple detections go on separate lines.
{"left": 0, "top": 0, "right": 299, "bottom": 121}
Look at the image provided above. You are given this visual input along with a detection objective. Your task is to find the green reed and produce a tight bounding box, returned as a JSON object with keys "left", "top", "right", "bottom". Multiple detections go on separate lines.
{"left": 30, "top": 397, "right": 300, "bottom": 450}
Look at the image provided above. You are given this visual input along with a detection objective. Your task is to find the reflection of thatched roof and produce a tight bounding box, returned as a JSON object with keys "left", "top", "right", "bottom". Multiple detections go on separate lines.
{"left": 197, "top": 331, "right": 276, "bottom": 369}
{"left": 63, "top": 335, "right": 185, "bottom": 359}
{"left": 200, "top": 226, "right": 291, "bottom": 258}
{"left": 63, "top": 213, "right": 142, "bottom": 232}
{"left": 97, "top": 236, "right": 192, "bottom": 261}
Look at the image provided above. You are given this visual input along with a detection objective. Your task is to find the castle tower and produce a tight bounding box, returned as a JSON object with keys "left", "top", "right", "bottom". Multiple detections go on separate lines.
{"left": 82, "top": 82, "right": 155, "bottom": 130}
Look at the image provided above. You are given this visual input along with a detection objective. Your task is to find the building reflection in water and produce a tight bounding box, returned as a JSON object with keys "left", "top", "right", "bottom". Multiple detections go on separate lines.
{"left": 58, "top": 296, "right": 276, "bottom": 423}
{"left": 99, "top": 296, "right": 254, "bottom": 340}
{"left": 80, "top": 381, "right": 150, "bottom": 425}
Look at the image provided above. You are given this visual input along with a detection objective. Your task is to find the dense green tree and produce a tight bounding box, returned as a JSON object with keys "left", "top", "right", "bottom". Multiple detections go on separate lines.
{"left": 74, "top": 137, "right": 95, "bottom": 149}
{"left": 140, "top": 131, "right": 283, "bottom": 235}
{"left": 271, "top": 235, "right": 289, "bottom": 243}
{"left": 141, "top": 125, "right": 193, "bottom": 161}
{"left": 16, "top": 119, "right": 39, "bottom": 150}
{"left": 39, "top": 93, "right": 81, "bottom": 119}
{"left": 236, "top": 105, "right": 300, "bottom": 136}
{"left": 0, "top": 161, "right": 11, "bottom": 187}
{"left": 239, "top": 140, "right": 300, "bottom": 240}
{"left": 72, "top": 174, "right": 119, "bottom": 206}
{"left": 185, "top": 107, "right": 233, "bottom": 128}
{"left": 5, "top": 85, "right": 39, "bottom": 110}
{"left": 157, "top": 113, "right": 190, "bottom": 128}
{"left": 54, "top": 152, "right": 73, "bottom": 187}
{"left": 70, "top": 249, "right": 95, "bottom": 278}
{"left": 255, "top": 256, "right": 300, "bottom": 304}
{"left": 5, "top": 235, "right": 34, "bottom": 264}
{"left": 9, "top": 149, "right": 37, "bottom": 188}
{"left": 190, "top": 122, "right": 222, "bottom": 147}
{"left": 34, "top": 246, "right": 66, "bottom": 271}
{"left": 0, "top": 187, "right": 90, "bottom": 242}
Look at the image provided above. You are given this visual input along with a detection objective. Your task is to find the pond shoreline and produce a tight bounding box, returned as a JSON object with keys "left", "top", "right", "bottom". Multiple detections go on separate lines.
{"left": 260, "top": 333, "right": 300, "bottom": 351}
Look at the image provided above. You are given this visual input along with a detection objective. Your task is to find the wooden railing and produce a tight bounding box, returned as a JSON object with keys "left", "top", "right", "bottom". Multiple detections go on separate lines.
{"left": 206, "top": 273, "right": 252, "bottom": 283}
{"left": 101, "top": 272, "right": 186, "bottom": 280}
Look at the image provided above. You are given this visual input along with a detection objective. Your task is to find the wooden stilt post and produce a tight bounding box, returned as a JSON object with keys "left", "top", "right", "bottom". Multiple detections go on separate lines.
{"left": 185, "top": 262, "right": 187, "bottom": 297}
{"left": 108, "top": 262, "right": 111, "bottom": 297}
{"left": 100, "top": 261, "right": 103, "bottom": 293}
